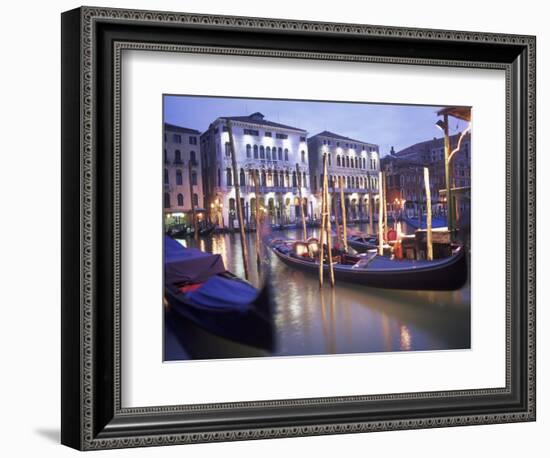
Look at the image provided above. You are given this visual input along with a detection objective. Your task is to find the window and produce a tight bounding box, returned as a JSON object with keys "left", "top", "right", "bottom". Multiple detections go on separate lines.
{"left": 266, "top": 146, "right": 271, "bottom": 160}
{"left": 222, "top": 125, "right": 228, "bottom": 132}
{"left": 225, "top": 142, "right": 231, "bottom": 157}
{"left": 193, "top": 194, "right": 199, "bottom": 206}
{"left": 265, "top": 131, "right": 272, "bottom": 137}
{"left": 226, "top": 168, "right": 232, "bottom": 186}
{"left": 189, "top": 136, "right": 197, "bottom": 145}
{"left": 240, "top": 168, "right": 245, "bottom": 186}
{"left": 244, "top": 129, "right": 259, "bottom": 136}
{"left": 337, "top": 155, "right": 341, "bottom": 167}
{"left": 177, "top": 193, "right": 184, "bottom": 206}
{"left": 292, "top": 171, "right": 297, "bottom": 187}
{"left": 164, "top": 168, "right": 169, "bottom": 185}
{"left": 300, "top": 136, "right": 306, "bottom": 142}
{"left": 174, "top": 150, "right": 182, "bottom": 163}
{"left": 276, "top": 133, "right": 288, "bottom": 139}
{"left": 253, "top": 145, "right": 258, "bottom": 159}
{"left": 261, "top": 171, "right": 267, "bottom": 187}
{"left": 302, "top": 172, "right": 307, "bottom": 188}
{"left": 328, "top": 154, "right": 331, "bottom": 166}
{"left": 246, "top": 144, "right": 251, "bottom": 158}
{"left": 173, "top": 134, "right": 182, "bottom": 143}
{"left": 176, "top": 170, "right": 183, "bottom": 186}
{"left": 284, "top": 148, "right": 289, "bottom": 161}
{"left": 346, "top": 156, "right": 350, "bottom": 168}
{"left": 301, "top": 150, "right": 306, "bottom": 163}
{"left": 164, "top": 193, "right": 170, "bottom": 209}
{"left": 164, "top": 149, "right": 168, "bottom": 163}
{"left": 190, "top": 150, "right": 196, "bottom": 164}
{"left": 191, "top": 171, "right": 197, "bottom": 185}
{"left": 260, "top": 146, "right": 265, "bottom": 159}
{"left": 278, "top": 147, "right": 283, "bottom": 161}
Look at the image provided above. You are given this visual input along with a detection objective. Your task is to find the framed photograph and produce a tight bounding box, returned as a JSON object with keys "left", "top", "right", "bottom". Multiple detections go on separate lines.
{"left": 61, "top": 6, "right": 536, "bottom": 450}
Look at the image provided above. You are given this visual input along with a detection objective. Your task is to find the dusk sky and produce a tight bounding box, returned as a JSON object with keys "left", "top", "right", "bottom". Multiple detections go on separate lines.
{"left": 164, "top": 95, "right": 469, "bottom": 155}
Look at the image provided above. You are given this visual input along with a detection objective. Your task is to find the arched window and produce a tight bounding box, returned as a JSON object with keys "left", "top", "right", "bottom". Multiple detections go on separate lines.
{"left": 164, "top": 168, "right": 169, "bottom": 184}
{"left": 193, "top": 194, "right": 199, "bottom": 206}
{"left": 266, "top": 146, "right": 271, "bottom": 160}
{"left": 337, "top": 155, "right": 341, "bottom": 167}
{"left": 174, "top": 150, "right": 181, "bottom": 163}
{"left": 177, "top": 193, "right": 184, "bottom": 206}
{"left": 225, "top": 142, "right": 231, "bottom": 157}
{"left": 362, "top": 157, "right": 366, "bottom": 169}
{"left": 163, "top": 193, "right": 170, "bottom": 209}
{"left": 260, "top": 146, "right": 265, "bottom": 159}
{"left": 176, "top": 169, "right": 183, "bottom": 185}
{"left": 226, "top": 168, "right": 232, "bottom": 186}
{"left": 191, "top": 171, "right": 197, "bottom": 185}
{"left": 328, "top": 154, "right": 331, "bottom": 166}
{"left": 190, "top": 150, "right": 196, "bottom": 164}
{"left": 246, "top": 144, "right": 251, "bottom": 158}
{"left": 280, "top": 171, "right": 285, "bottom": 187}
{"left": 302, "top": 172, "right": 307, "bottom": 188}
{"left": 346, "top": 156, "right": 350, "bottom": 168}
{"left": 285, "top": 171, "right": 290, "bottom": 187}
{"left": 355, "top": 157, "right": 359, "bottom": 168}
{"left": 278, "top": 147, "right": 283, "bottom": 161}
{"left": 301, "top": 150, "right": 306, "bottom": 163}
{"left": 253, "top": 145, "right": 258, "bottom": 159}
{"left": 284, "top": 149, "right": 289, "bottom": 161}
{"left": 274, "top": 171, "right": 279, "bottom": 186}
{"left": 261, "top": 171, "right": 267, "bottom": 187}
{"left": 239, "top": 168, "right": 245, "bottom": 186}
{"left": 292, "top": 171, "right": 297, "bottom": 187}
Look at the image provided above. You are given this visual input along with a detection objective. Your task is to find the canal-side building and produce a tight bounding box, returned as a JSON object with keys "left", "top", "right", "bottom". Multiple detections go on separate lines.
{"left": 307, "top": 131, "right": 380, "bottom": 220}
{"left": 163, "top": 123, "right": 204, "bottom": 226}
{"left": 393, "top": 132, "right": 471, "bottom": 223}
{"left": 200, "top": 112, "right": 312, "bottom": 228}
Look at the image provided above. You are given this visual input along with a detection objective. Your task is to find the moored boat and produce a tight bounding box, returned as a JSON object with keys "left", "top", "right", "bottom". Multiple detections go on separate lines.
{"left": 164, "top": 236, "right": 274, "bottom": 352}
{"left": 270, "top": 237, "right": 467, "bottom": 291}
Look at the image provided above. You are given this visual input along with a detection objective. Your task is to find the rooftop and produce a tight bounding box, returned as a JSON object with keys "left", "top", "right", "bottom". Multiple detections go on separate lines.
{"left": 309, "top": 130, "right": 377, "bottom": 148}
{"left": 216, "top": 112, "right": 307, "bottom": 133}
{"left": 164, "top": 123, "right": 201, "bottom": 135}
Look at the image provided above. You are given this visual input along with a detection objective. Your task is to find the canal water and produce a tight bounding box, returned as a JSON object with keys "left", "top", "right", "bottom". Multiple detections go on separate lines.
{"left": 173, "top": 222, "right": 470, "bottom": 359}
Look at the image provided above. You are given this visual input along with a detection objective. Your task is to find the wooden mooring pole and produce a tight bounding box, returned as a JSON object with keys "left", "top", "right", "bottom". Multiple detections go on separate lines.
{"left": 424, "top": 167, "right": 433, "bottom": 261}
{"left": 227, "top": 120, "right": 249, "bottom": 280}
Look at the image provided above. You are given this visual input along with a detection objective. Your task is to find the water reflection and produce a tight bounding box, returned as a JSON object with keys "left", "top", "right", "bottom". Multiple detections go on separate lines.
{"left": 182, "top": 223, "right": 471, "bottom": 356}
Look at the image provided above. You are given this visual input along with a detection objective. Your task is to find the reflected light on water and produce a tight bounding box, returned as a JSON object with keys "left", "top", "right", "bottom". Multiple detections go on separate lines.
{"left": 400, "top": 325, "right": 412, "bottom": 351}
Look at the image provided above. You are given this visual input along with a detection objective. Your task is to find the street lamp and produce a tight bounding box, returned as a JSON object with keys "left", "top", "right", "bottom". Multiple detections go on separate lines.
{"left": 435, "top": 115, "right": 454, "bottom": 237}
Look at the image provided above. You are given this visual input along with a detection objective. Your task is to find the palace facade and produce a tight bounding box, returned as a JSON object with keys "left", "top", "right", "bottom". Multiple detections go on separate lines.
{"left": 307, "top": 131, "right": 380, "bottom": 220}
{"left": 200, "top": 112, "right": 313, "bottom": 228}
{"left": 163, "top": 123, "right": 204, "bottom": 224}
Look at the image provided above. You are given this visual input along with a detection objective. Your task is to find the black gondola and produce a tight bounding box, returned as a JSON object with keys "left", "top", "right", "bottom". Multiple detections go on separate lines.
{"left": 270, "top": 238, "right": 467, "bottom": 291}
{"left": 164, "top": 236, "right": 274, "bottom": 352}
{"left": 347, "top": 234, "right": 378, "bottom": 253}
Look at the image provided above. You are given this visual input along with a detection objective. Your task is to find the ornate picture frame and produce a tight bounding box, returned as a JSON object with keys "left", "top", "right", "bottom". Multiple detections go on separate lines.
{"left": 61, "top": 6, "right": 536, "bottom": 450}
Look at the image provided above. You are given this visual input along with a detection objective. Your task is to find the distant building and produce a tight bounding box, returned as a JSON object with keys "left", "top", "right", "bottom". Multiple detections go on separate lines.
{"left": 385, "top": 132, "right": 471, "bottom": 222}
{"left": 307, "top": 131, "right": 380, "bottom": 220}
{"left": 163, "top": 123, "right": 203, "bottom": 225}
{"left": 200, "top": 112, "right": 312, "bottom": 227}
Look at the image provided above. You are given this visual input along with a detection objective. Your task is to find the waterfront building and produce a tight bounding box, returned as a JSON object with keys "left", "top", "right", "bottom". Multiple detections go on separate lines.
{"left": 163, "top": 123, "right": 204, "bottom": 226}
{"left": 307, "top": 131, "right": 380, "bottom": 221}
{"left": 200, "top": 112, "right": 312, "bottom": 228}
{"left": 386, "top": 132, "right": 471, "bottom": 223}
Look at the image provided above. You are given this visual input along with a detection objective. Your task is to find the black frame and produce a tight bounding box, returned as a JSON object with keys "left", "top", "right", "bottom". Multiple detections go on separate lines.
{"left": 61, "top": 6, "right": 536, "bottom": 450}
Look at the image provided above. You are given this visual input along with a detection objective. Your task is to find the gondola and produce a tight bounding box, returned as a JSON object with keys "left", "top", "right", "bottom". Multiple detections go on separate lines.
{"left": 164, "top": 236, "right": 274, "bottom": 352}
{"left": 347, "top": 234, "right": 378, "bottom": 253}
{"left": 270, "top": 238, "right": 467, "bottom": 291}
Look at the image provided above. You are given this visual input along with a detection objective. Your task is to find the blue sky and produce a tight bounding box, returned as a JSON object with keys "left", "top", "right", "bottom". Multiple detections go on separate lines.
{"left": 164, "top": 95, "right": 469, "bottom": 155}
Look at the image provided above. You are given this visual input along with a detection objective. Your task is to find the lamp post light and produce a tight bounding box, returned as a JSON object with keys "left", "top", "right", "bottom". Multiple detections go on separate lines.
{"left": 436, "top": 115, "right": 454, "bottom": 238}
